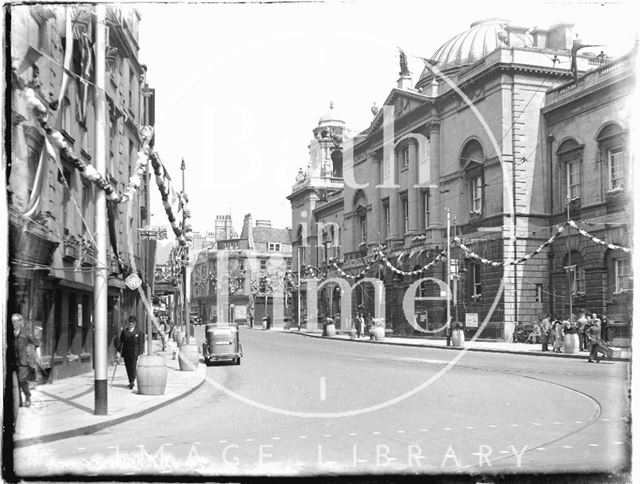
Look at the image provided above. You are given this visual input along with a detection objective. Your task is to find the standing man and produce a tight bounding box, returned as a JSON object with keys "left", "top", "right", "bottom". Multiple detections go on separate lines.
{"left": 577, "top": 312, "right": 588, "bottom": 351}
{"left": 12, "top": 314, "right": 39, "bottom": 408}
{"left": 539, "top": 314, "right": 551, "bottom": 352}
{"left": 117, "top": 316, "right": 144, "bottom": 389}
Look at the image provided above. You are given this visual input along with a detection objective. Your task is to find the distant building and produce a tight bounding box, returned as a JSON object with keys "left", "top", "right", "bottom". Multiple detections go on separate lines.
{"left": 191, "top": 214, "right": 292, "bottom": 326}
{"left": 215, "top": 214, "right": 236, "bottom": 241}
{"left": 9, "top": 5, "right": 154, "bottom": 378}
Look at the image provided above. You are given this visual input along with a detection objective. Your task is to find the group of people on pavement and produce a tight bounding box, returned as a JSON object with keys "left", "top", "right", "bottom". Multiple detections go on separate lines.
{"left": 536, "top": 312, "right": 611, "bottom": 362}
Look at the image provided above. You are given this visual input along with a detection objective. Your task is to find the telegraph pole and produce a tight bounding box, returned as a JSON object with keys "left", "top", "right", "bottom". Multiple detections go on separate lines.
{"left": 446, "top": 208, "right": 451, "bottom": 333}
{"left": 566, "top": 182, "right": 573, "bottom": 322}
{"left": 297, "top": 246, "right": 301, "bottom": 330}
{"left": 93, "top": 3, "right": 108, "bottom": 415}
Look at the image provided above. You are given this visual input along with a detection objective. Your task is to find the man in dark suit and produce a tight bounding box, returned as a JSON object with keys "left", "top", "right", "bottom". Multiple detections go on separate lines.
{"left": 117, "top": 316, "right": 144, "bottom": 388}
{"left": 12, "top": 314, "right": 39, "bottom": 407}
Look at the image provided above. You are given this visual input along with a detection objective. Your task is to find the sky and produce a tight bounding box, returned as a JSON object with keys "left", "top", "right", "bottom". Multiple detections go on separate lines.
{"left": 136, "top": 0, "right": 638, "bottom": 238}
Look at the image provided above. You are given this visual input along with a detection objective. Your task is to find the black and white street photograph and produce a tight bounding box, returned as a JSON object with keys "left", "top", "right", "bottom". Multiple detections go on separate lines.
{"left": 3, "top": 1, "right": 638, "bottom": 482}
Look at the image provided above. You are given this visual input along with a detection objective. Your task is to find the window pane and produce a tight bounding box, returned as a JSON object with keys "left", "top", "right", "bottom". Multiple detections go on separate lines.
{"left": 609, "top": 147, "right": 624, "bottom": 188}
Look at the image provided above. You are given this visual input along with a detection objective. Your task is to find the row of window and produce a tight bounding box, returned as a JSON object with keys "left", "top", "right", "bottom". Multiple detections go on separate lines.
{"left": 559, "top": 124, "right": 626, "bottom": 205}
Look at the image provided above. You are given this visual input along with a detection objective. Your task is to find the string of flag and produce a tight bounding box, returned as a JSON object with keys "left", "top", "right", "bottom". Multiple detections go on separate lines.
{"left": 568, "top": 220, "right": 631, "bottom": 253}
{"left": 454, "top": 223, "right": 567, "bottom": 266}
{"left": 378, "top": 249, "right": 447, "bottom": 277}
{"left": 329, "top": 254, "right": 379, "bottom": 280}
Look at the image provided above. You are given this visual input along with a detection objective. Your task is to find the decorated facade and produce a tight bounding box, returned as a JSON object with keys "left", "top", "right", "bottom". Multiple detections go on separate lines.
{"left": 8, "top": 5, "right": 155, "bottom": 378}
{"left": 287, "top": 19, "right": 634, "bottom": 343}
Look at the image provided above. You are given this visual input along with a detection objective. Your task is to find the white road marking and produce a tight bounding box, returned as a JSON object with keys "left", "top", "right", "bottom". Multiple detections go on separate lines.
{"left": 553, "top": 422, "right": 563, "bottom": 425}
{"left": 499, "top": 450, "right": 510, "bottom": 454}
{"left": 561, "top": 445, "right": 573, "bottom": 449}
{"left": 396, "top": 430, "right": 406, "bottom": 434}
{"left": 574, "top": 420, "right": 583, "bottom": 424}
{"left": 444, "top": 427, "right": 452, "bottom": 431}
{"left": 601, "top": 418, "right": 610, "bottom": 421}
{"left": 420, "top": 429, "right": 429, "bottom": 432}
{"left": 272, "top": 437, "right": 281, "bottom": 440}
{"left": 465, "top": 426, "right": 474, "bottom": 429}
{"left": 320, "top": 377, "right": 326, "bottom": 401}
{"left": 488, "top": 424, "right": 497, "bottom": 428}
{"left": 399, "top": 357, "right": 449, "bottom": 364}
{"left": 323, "top": 434, "right": 332, "bottom": 438}
{"left": 348, "top": 432, "right": 357, "bottom": 436}
{"left": 77, "top": 447, "right": 85, "bottom": 450}
{"left": 614, "top": 441, "right": 624, "bottom": 445}
{"left": 299, "top": 435, "right": 307, "bottom": 439}
{"left": 532, "top": 423, "right": 542, "bottom": 426}
{"left": 511, "top": 424, "right": 520, "bottom": 427}
{"left": 219, "top": 440, "right": 228, "bottom": 444}
{"left": 245, "top": 438, "right": 255, "bottom": 442}
{"left": 372, "top": 431, "right": 381, "bottom": 435}
{"left": 536, "top": 448, "right": 547, "bottom": 451}
{"left": 588, "top": 444, "right": 599, "bottom": 447}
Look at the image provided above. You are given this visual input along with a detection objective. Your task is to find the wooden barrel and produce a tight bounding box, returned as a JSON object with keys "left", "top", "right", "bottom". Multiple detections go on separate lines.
{"left": 452, "top": 329, "right": 465, "bottom": 347}
{"left": 564, "top": 333, "right": 579, "bottom": 354}
{"left": 136, "top": 355, "right": 167, "bottom": 395}
{"left": 324, "top": 323, "right": 336, "bottom": 337}
{"left": 178, "top": 343, "right": 200, "bottom": 371}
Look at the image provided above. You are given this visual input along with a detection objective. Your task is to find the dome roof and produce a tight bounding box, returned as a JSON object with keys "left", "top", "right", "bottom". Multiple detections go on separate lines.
{"left": 417, "top": 18, "right": 531, "bottom": 87}
{"left": 318, "top": 101, "right": 345, "bottom": 127}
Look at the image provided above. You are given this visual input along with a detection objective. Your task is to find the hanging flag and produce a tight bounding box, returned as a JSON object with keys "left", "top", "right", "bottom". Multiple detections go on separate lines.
{"left": 24, "top": 138, "right": 56, "bottom": 218}
{"left": 51, "top": 6, "right": 73, "bottom": 113}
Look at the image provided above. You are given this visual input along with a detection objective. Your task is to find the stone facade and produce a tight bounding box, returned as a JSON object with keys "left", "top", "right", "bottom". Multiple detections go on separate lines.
{"left": 543, "top": 52, "right": 635, "bottom": 345}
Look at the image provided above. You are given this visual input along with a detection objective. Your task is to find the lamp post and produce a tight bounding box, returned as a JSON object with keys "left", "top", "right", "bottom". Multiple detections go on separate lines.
{"left": 180, "top": 158, "right": 192, "bottom": 340}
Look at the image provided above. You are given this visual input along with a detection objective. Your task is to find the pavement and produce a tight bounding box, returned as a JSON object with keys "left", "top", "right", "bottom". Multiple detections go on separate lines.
{"left": 252, "top": 326, "right": 632, "bottom": 361}
{"left": 13, "top": 338, "right": 206, "bottom": 448}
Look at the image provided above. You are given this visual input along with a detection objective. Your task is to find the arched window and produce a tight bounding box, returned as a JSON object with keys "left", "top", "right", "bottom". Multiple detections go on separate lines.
{"left": 596, "top": 123, "right": 627, "bottom": 192}
{"left": 557, "top": 139, "right": 583, "bottom": 204}
{"left": 460, "top": 139, "right": 485, "bottom": 216}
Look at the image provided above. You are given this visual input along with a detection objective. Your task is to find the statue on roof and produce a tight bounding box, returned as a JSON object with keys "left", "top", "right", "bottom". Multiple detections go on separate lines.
{"left": 398, "top": 48, "right": 411, "bottom": 77}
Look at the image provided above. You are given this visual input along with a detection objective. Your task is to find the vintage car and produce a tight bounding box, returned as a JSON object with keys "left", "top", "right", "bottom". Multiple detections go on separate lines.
{"left": 202, "top": 323, "right": 242, "bottom": 365}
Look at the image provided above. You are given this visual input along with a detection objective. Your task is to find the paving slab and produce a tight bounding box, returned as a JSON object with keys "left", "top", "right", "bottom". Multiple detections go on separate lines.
{"left": 13, "top": 340, "right": 206, "bottom": 447}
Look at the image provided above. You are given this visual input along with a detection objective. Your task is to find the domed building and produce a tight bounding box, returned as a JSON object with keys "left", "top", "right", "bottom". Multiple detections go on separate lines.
{"left": 288, "top": 19, "right": 633, "bottom": 343}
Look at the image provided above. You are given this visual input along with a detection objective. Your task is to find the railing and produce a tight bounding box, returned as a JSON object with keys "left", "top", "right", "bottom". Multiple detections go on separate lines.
{"left": 547, "top": 53, "right": 634, "bottom": 103}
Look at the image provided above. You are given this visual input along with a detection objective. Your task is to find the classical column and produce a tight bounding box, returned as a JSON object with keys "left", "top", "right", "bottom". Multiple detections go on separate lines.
{"left": 428, "top": 123, "right": 442, "bottom": 229}
{"left": 388, "top": 152, "right": 402, "bottom": 249}
{"left": 369, "top": 154, "right": 381, "bottom": 247}
{"left": 407, "top": 141, "right": 419, "bottom": 237}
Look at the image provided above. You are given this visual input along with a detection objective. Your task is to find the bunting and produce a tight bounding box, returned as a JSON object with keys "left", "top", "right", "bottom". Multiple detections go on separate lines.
{"left": 568, "top": 220, "right": 631, "bottom": 253}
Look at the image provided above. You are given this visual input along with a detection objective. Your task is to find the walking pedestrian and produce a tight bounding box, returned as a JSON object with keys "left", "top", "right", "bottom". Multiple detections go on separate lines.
{"left": 552, "top": 318, "right": 564, "bottom": 353}
{"left": 117, "top": 316, "right": 144, "bottom": 389}
{"left": 12, "top": 314, "right": 39, "bottom": 408}
{"left": 577, "top": 312, "right": 588, "bottom": 351}
{"left": 539, "top": 314, "right": 551, "bottom": 351}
